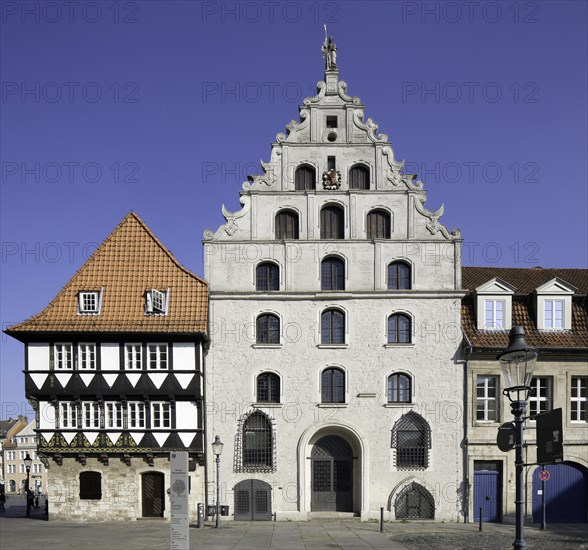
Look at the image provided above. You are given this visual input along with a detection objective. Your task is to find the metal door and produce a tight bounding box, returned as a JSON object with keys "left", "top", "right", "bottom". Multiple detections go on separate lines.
{"left": 473, "top": 462, "right": 501, "bottom": 522}
{"left": 142, "top": 472, "right": 164, "bottom": 517}
{"left": 311, "top": 435, "right": 353, "bottom": 512}
{"left": 234, "top": 479, "right": 272, "bottom": 520}
{"left": 532, "top": 462, "right": 588, "bottom": 523}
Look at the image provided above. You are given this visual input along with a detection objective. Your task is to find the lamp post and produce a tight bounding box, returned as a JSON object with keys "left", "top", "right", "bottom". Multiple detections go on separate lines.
{"left": 497, "top": 326, "right": 538, "bottom": 550}
{"left": 24, "top": 453, "right": 32, "bottom": 517}
{"left": 211, "top": 435, "right": 224, "bottom": 529}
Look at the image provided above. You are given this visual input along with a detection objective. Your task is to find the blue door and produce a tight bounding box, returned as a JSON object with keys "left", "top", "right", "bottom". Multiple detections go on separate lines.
{"left": 532, "top": 462, "right": 587, "bottom": 523}
{"left": 474, "top": 462, "right": 501, "bottom": 522}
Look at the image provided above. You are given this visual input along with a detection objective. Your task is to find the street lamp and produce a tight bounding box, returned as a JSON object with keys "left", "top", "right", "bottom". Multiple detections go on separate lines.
{"left": 23, "top": 453, "right": 32, "bottom": 518}
{"left": 211, "top": 435, "right": 224, "bottom": 529}
{"left": 498, "top": 326, "right": 538, "bottom": 550}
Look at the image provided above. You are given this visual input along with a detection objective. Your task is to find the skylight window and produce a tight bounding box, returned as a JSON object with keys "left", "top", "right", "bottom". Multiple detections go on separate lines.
{"left": 78, "top": 291, "right": 101, "bottom": 315}
{"left": 145, "top": 289, "right": 169, "bottom": 315}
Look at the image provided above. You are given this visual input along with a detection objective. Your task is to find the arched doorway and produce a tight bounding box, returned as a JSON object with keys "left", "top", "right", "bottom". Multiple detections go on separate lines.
{"left": 311, "top": 435, "right": 353, "bottom": 512}
{"left": 9, "top": 480, "right": 16, "bottom": 492}
{"left": 532, "top": 462, "right": 587, "bottom": 523}
{"left": 234, "top": 480, "right": 272, "bottom": 520}
{"left": 141, "top": 472, "right": 165, "bottom": 517}
{"left": 394, "top": 482, "right": 435, "bottom": 520}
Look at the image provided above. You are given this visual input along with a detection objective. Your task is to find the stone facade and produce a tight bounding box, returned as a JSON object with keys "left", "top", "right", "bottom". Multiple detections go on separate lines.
{"left": 204, "top": 51, "right": 465, "bottom": 521}
{"left": 47, "top": 456, "right": 204, "bottom": 521}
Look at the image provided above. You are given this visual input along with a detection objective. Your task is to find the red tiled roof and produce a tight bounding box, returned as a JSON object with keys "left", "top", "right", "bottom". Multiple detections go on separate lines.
{"left": 6, "top": 213, "right": 208, "bottom": 336}
{"left": 462, "top": 267, "right": 588, "bottom": 294}
{"left": 461, "top": 267, "right": 588, "bottom": 350}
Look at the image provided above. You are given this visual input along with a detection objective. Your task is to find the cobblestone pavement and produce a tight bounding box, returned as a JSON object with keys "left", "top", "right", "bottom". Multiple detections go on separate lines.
{"left": 1, "top": 500, "right": 587, "bottom": 550}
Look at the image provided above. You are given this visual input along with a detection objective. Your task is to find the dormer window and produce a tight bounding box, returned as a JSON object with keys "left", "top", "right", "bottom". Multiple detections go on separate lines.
{"left": 484, "top": 299, "right": 505, "bottom": 330}
{"left": 145, "top": 289, "right": 169, "bottom": 315}
{"left": 474, "top": 278, "right": 516, "bottom": 331}
{"left": 535, "top": 278, "right": 576, "bottom": 331}
{"left": 78, "top": 291, "right": 101, "bottom": 315}
{"left": 544, "top": 300, "right": 563, "bottom": 329}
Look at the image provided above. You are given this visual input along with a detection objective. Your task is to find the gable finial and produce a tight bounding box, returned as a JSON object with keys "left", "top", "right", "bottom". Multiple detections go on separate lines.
{"left": 322, "top": 25, "right": 337, "bottom": 70}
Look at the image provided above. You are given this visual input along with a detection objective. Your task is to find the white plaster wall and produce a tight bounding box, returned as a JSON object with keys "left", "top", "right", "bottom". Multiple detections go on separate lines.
{"left": 175, "top": 401, "right": 198, "bottom": 430}
{"left": 28, "top": 343, "right": 49, "bottom": 371}
{"left": 100, "top": 343, "right": 119, "bottom": 370}
{"left": 172, "top": 342, "right": 195, "bottom": 371}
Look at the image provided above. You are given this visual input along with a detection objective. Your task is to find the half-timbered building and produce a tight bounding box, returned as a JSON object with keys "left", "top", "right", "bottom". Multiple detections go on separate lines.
{"left": 5, "top": 212, "right": 208, "bottom": 520}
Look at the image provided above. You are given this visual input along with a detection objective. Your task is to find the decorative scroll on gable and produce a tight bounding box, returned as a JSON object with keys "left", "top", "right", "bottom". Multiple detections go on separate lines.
{"left": 203, "top": 195, "right": 251, "bottom": 242}
{"left": 414, "top": 196, "right": 461, "bottom": 240}
{"left": 242, "top": 144, "right": 282, "bottom": 191}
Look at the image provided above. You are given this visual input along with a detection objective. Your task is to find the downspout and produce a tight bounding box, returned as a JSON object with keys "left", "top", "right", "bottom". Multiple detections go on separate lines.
{"left": 461, "top": 333, "right": 473, "bottom": 523}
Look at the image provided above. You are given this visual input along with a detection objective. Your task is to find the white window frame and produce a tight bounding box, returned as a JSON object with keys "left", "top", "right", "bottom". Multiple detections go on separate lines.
{"left": 484, "top": 299, "right": 505, "bottom": 330}
{"left": 78, "top": 290, "right": 101, "bottom": 314}
{"left": 20, "top": 450, "right": 26, "bottom": 460}
{"left": 127, "top": 402, "right": 146, "bottom": 429}
{"left": 20, "top": 464, "right": 25, "bottom": 474}
{"left": 476, "top": 375, "right": 499, "bottom": 422}
{"left": 571, "top": 376, "right": 587, "bottom": 423}
{"left": 59, "top": 402, "right": 78, "bottom": 428}
{"left": 148, "top": 344, "right": 168, "bottom": 370}
{"left": 54, "top": 343, "right": 73, "bottom": 370}
{"left": 528, "top": 377, "right": 552, "bottom": 418}
{"left": 125, "top": 343, "right": 143, "bottom": 370}
{"left": 78, "top": 343, "right": 96, "bottom": 370}
{"left": 151, "top": 402, "right": 171, "bottom": 428}
{"left": 82, "top": 402, "right": 101, "bottom": 429}
{"left": 105, "top": 402, "right": 123, "bottom": 429}
{"left": 145, "top": 289, "right": 169, "bottom": 315}
{"left": 544, "top": 300, "right": 564, "bottom": 329}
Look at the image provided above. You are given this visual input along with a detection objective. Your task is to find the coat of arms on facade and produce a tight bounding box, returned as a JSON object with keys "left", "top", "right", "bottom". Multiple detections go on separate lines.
{"left": 322, "top": 169, "right": 341, "bottom": 190}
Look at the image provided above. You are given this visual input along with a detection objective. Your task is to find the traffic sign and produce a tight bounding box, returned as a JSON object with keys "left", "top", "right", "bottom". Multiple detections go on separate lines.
{"left": 539, "top": 469, "right": 550, "bottom": 482}
{"left": 497, "top": 422, "right": 516, "bottom": 452}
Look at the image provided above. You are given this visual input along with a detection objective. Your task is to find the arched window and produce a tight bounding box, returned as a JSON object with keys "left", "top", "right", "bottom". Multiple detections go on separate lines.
{"left": 394, "top": 482, "right": 435, "bottom": 519}
{"left": 242, "top": 411, "right": 273, "bottom": 470}
{"left": 295, "top": 165, "right": 316, "bottom": 190}
{"left": 257, "top": 372, "right": 280, "bottom": 403}
{"left": 321, "top": 309, "right": 345, "bottom": 344}
{"left": 321, "top": 367, "right": 345, "bottom": 403}
{"left": 256, "top": 314, "right": 280, "bottom": 344}
{"left": 391, "top": 411, "right": 431, "bottom": 469}
{"left": 275, "top": 210, "right": 299, "bottom": 240}
{"left": 256, "top": 262, "right": 279, "bottom": 291}
{"left": 321, "top": 256, "right": 345, "bottom": 291}
{"left": 79, "top": 471, "right": 102, "bottom": 500}
{"left": 320, "top": 205, "right": 344, "bottom": 239}
{"left": 388, "top": 313, "right": 411, "bottom": 344}
{"left": 366, "top": 209, "right": 391, "bottom": 239}
{"left": 349, "top": 164, "right": 370, "bottom": 189}
{"left": 388, "top": 261, "right": 411, "bottom": 290}
{"left": 388, "top": 373, "right": 412, "bottom": 403}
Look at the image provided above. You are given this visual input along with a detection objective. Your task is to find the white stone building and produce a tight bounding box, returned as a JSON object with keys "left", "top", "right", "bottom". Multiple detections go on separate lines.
{"left": 204, "top": 41, "right": 466, "bottom": 521}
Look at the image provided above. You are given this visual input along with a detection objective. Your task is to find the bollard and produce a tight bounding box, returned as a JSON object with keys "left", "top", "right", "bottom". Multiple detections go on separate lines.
{"left": 479, "top": 507, "right": 483, "bottom": 531}
{"left": 380, "top": 507, "right": 384, "bottom": 532}
{"left": 197, "top": 502, "right": 204, "bottom": 529}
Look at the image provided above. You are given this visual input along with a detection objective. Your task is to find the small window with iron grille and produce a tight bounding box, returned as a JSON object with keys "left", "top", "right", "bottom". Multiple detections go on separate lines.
{"left": 394, "top": 482, "right": 435, "bottom": 519}
{"left": 236, "top": 411, "right": 275, "bottom": 472}
{"left": 391, "top": 411, "right": 431, "bottom": 469}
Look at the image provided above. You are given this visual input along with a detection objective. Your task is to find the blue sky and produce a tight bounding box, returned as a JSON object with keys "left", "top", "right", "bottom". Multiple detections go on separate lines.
{"left": 1, "top": 1, "right": 587, "bottom": 414}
